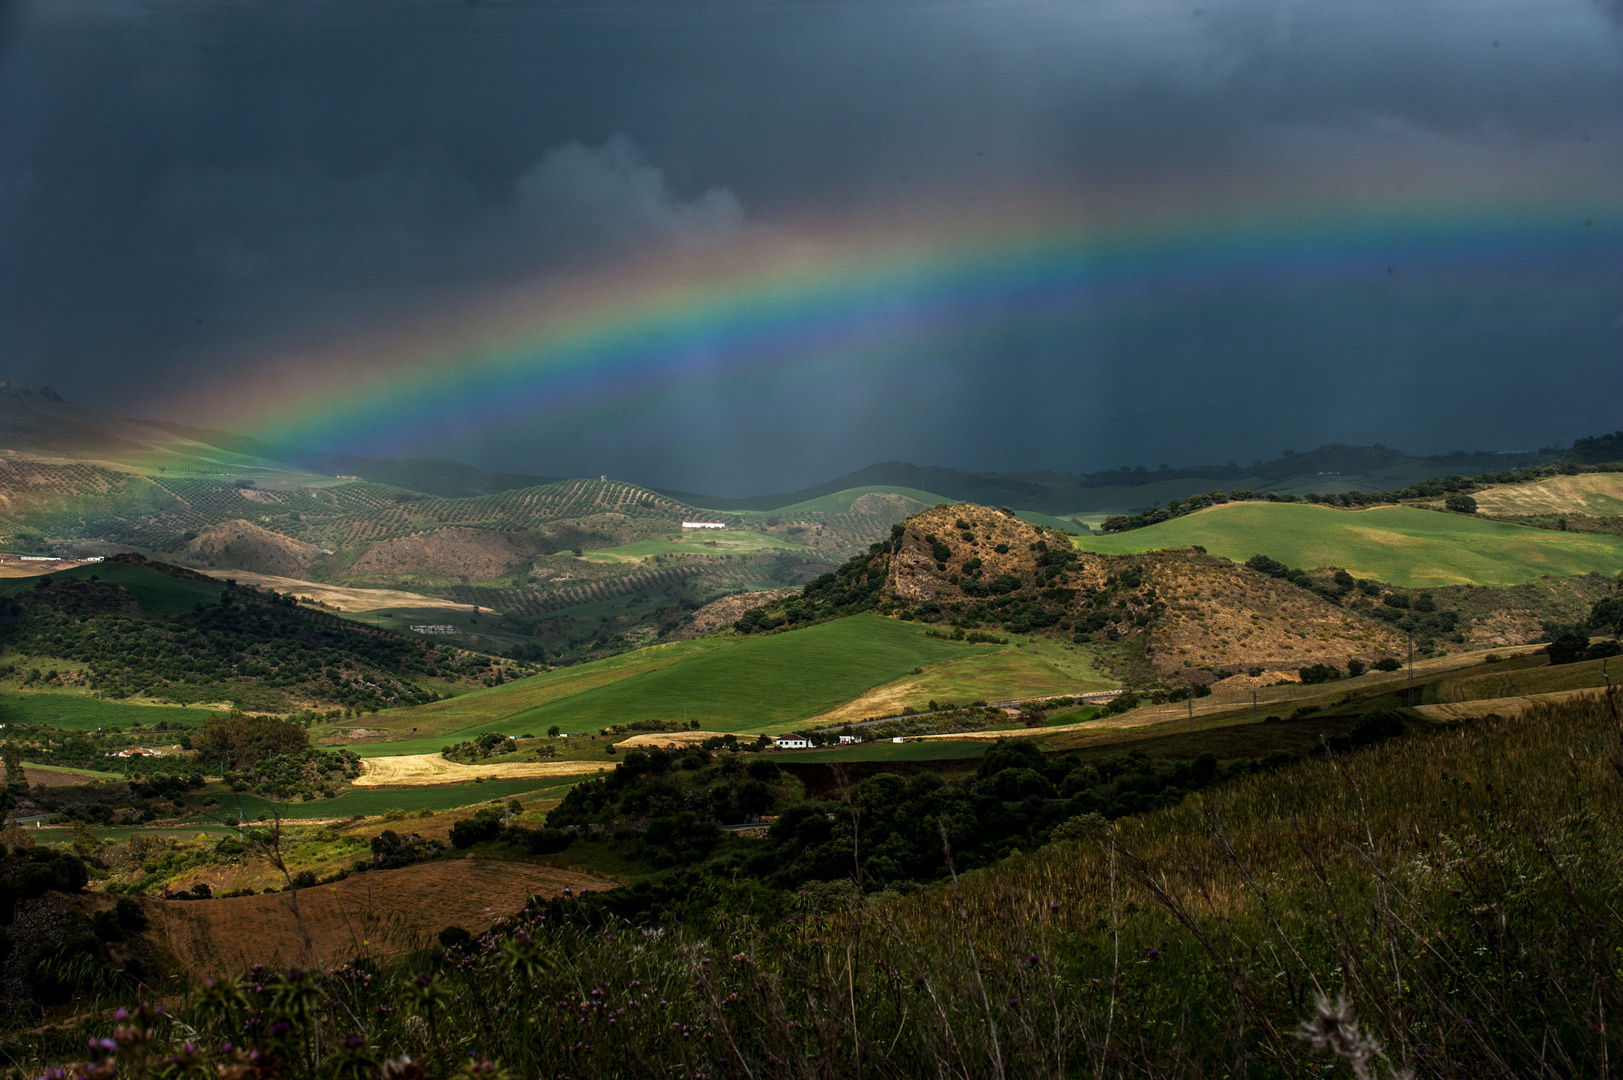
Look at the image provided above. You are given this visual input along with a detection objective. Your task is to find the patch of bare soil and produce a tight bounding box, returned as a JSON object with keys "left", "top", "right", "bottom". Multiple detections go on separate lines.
{"left": 196, "top": 570, "right": 476, "bottom": 614}
{"left": 1207, "top": 670, "right": 1300, "bottom": 694}
{"left": 672, "top": 589, "right": 797, "bottom": 639}
{"left": 0, "top": 557, "right": 107, "bottom": 579}
{"left": 22, "top": 767, "right": 123, "bottom": 789}
{"left": 1144, "top": 557, "right": 1408, "bottom": 677}
{"left": 183, "top": 520, "right": 328, "bottom": 578}
{"left": 347, "top": 528, "right": 536, "bottom": 580}
{"left": 155, "top": 859, "right": 616, "bottom": 980}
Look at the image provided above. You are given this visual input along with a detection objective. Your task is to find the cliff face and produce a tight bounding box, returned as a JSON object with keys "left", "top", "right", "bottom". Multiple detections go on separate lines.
{"left": 881, "top": 504, "right": 1407, "bottom": 682}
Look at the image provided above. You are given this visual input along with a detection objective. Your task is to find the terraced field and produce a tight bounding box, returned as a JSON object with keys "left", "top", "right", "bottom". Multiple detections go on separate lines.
{"left": 1072, "top": 502, "right": 1623, "bottom": 586}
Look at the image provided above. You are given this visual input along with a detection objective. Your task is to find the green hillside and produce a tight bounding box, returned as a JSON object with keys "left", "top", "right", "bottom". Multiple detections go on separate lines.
{"left": 353, "top": 615, "right": 994, "bottom": 754}
{"left": 1071, "top": 502, "right": 1623, "bottom": 586}
{"left": 0, "top": 692, "right": 213, "bottom": 731}
{"left": 738, "top": 485, "right": 953, "bottom": 517}
{"left": 0, "top": 560, "right": 222, "bottom": 615}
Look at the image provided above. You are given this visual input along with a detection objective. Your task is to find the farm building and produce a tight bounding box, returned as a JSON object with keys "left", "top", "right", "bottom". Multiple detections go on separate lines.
{"left": 682, "top": 521, "right": 726, "bottom": 529}
{"left": 773, "top": 737, "right": 811, "bottom": 750}
{"left": 837, "top": 735, "right": 860, "bottom": 744}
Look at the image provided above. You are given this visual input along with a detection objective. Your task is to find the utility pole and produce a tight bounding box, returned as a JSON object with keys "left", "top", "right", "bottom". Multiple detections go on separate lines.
{"left": 1252, "top": 689, "right": 1257, "bottom": 724}
{"left": 1187, "top": 693, "right": 1193, "bottom": 733}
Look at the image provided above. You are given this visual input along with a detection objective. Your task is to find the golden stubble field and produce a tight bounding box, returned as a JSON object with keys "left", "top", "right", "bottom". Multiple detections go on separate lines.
{"left": 353, "top": 754, "right": 612, "bottom": 786}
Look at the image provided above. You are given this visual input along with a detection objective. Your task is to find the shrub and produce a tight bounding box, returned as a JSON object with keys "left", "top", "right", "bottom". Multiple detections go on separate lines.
{"left": 438, "top": 925, "right": 474, "bottom": 950}
{"left": 1445, "top": 493, "right": 1478, "bottom": 513}
{"left": 1372, "top": 657, "right": 1402, "bottom": 672}
{"left": 450, "top": 814, "right": 502, "bottom": 849}
{"left": 1298, "top": 664, "right": 1342, "bottom": 685}
{"left": 1547, "top": 632, "right": 1591, "bottom": 665}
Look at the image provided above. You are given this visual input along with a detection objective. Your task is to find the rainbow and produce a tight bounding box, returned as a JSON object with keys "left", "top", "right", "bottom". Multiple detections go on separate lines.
{"left": 189, "top": 186, "right": 1623, "bottom": 453}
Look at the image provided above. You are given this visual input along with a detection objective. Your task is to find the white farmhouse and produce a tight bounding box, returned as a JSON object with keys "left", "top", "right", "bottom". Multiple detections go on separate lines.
{"left": 682, "top": 521, "right": 727, "bottom": 529}
{"left": 773, "top": 737, "right": 811, "bottom": 750}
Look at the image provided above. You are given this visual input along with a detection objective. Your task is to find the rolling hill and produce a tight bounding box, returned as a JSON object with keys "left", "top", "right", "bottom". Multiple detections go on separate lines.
{"left": 665, "top": 444, "right": 1557, "bottom": 515}
{"left": 1071, "top": 502, "right": 1623, "bottom": 587}
{"left": 344, "top": 614, "right": 1006, "bottom": 754}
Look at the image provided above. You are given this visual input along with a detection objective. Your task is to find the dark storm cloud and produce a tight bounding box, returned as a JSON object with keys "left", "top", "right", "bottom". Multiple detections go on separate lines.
{"left": 1, "top": 0, "right": 1620, "bottom": 493}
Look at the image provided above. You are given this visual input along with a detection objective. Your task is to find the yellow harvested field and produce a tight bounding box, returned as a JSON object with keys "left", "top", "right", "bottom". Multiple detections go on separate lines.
{"left": 354, "top": 753, "right": 612, "bottom": 786}
{"left": 197, "top": 570, "right": 484, "bottom": 614}
{"left": 1472, "top": 473, "right": 1623, "bottom": 517}
{"left": 615, "top": 731, "right": 729, "bottom": 749}
{"left": 1415, "top": 686, "right": 1612, "bottom": 722}
{"left": 145, "top": 859, "right": 615, "bottom": 981}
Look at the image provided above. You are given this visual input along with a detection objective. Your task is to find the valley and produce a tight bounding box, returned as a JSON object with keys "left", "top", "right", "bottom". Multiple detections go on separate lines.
{"left": 2, "top": 387, "right": 1621, "bottom": 1076}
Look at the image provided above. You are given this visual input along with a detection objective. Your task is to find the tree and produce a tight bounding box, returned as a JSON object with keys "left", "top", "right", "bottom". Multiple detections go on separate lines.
{"left": 1589, "top": 596, "right": 1623, "bottom": 637}
{"left": 1546, "top": 632, "right": 1591, "bottom": 666}
{"left": 1444, "top": 493, "right": 1478, "bottom": 514}
{"left": 1, "top": 742, "right": 22, "bottom": 788}
{"left": 191, "top": 712, "right": 309, "bottom": 769}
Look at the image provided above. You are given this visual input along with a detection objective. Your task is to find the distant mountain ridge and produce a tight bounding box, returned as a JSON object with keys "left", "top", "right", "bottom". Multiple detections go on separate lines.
{"left": 665, "top": 445, "right": 1560, "bottom": 515}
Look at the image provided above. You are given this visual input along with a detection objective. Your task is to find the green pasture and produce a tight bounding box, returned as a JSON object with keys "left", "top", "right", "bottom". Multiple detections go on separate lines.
{"left": 22, "top": 761, "right": 126, "bottom": 781}
{"left": 578, "top": 529, "right": 808, "bottom": 564}
{"left": 0, "top": 561, "right": 222, "bottom": 615}
{"left": 348, "top": 638, "right": 731, "bottom": 753}
{"left": 187, "top": 777, "right": 579, "bottom": 822}
{"left": 0, "top": 691, "right": 213, "bottom": 731}
{"left": 499, "top": 616, "right": 986, "bottom": 738}
{"left": 811, "top": 637, "right": 1115, "bottom": 723}
{"left": 350, "top": 616, "right": 992, "bottom": 754}
{"left": 1013, "top": 511, "right": 1084, "bottom": 532}
{"left": 1071, "top": 502, "right": 1623, "bottom": 586}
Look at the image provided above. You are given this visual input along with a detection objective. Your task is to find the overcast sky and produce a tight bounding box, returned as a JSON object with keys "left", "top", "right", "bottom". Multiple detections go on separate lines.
{"left": 1, "top": 0, "right": 1620, "bottom": 494}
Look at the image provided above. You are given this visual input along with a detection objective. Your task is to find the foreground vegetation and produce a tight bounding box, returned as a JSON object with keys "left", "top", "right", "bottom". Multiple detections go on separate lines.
{"left": 8, "top": 685, "right": 1622, "bottom": 1077}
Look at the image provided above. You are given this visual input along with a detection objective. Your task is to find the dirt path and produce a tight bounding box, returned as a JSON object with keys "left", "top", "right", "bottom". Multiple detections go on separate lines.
{"left": 354, "top": 753, "right": 612, "bottom": 786}
{"left": 154, "top": 859, "right": 614, "bottom": 980}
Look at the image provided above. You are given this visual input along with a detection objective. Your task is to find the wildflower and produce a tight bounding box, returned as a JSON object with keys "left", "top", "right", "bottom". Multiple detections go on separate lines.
{"left": 1294, "top": 995, "right": 1412, "bottom": 1080}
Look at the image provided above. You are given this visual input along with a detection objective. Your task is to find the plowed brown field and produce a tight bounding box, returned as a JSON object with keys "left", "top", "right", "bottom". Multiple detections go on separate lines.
{"left": 157, "top": 858, "right": 613, "bottom": 980}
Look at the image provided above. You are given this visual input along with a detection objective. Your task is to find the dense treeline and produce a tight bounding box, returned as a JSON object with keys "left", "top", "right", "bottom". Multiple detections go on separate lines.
{"left": 538, "top": 736, "right": 1343, "bottom": 920}
{"left": 0, "top": 576, "right": 506, "bottom": 709}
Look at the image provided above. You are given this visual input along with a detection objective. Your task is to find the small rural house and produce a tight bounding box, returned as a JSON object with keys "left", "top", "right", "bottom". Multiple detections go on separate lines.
{"left": 774, "top": 736, "right": 811, "bottom": 750}
{"left": 837, "top": 735, "right": 860, "bottom": 744}
{"left": 682, "top": 521, "right": 727, "bottom": 529}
